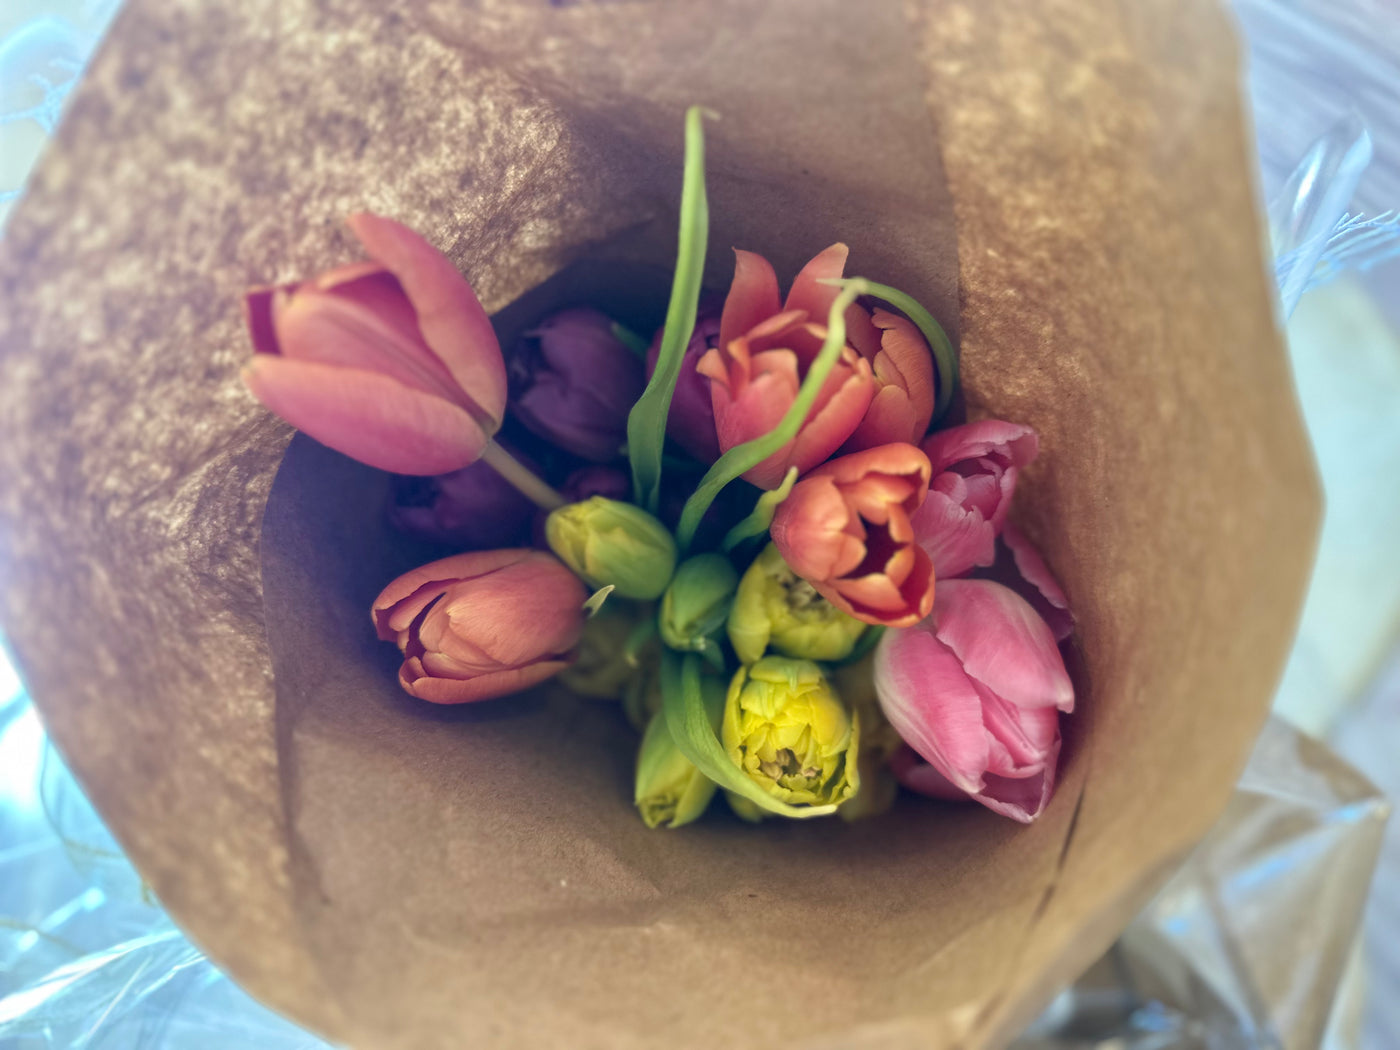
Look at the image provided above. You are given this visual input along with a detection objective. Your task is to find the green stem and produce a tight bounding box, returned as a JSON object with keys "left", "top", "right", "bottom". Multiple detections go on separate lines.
{"left": 479, "top": 440, "right": 566, "bottom": 511}
{"left": 626, "top": 106, "right": 710, "bottom": 513}
{"left": 721, "top": 466, "right": 798, "bottom": 552}
{"left": 675, "top": 281, "right": 865, "bottom": 552}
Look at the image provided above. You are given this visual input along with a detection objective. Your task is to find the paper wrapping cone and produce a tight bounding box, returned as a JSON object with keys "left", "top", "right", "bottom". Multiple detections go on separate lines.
{"left": 0, "top": 2, "right": 1319, "bottom": 1048}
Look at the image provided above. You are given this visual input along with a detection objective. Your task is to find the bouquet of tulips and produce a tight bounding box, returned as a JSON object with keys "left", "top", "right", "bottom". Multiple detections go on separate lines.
{"left": 241, "top": 107, "right": 1075, "bottom": 828}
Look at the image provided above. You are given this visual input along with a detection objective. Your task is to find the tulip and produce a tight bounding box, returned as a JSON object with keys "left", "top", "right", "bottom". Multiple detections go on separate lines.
{"left": 544, "top": 496, "right": 677, "bottom": 600}
{"left": 911, "top": 420, "right": 1038, "bottom": 579}
{"left": 840, "top": 308, "right": 936, "bottom": 453}
{"left": 509, "top": 307, "right": 645, "bottom": 462}
{"left": 634, "top": 676, "right": 724, "bottom": 829}
{"left": 721, "top": 656, "right": 860, "bottom": 809}
{"left": 388, "top": 441, "right": 539, "bottom": 548}
{"left": 974, "top": 524, "right": 1074, "bottom": 642}
{"left": 243, "top": 212, "right": 507, "bottom": 476}
{"left": 646, "top": 308, "right": 723, "bottom": 463}
{"left": 372, "top": 549, "right": 588, "bottom": 703}
{"left": 532, "top": 464, "right": 633, "bottom": 548}
{"left": 874, "top": 578, "right": 1074, "bottom": 823}
{"left": 558, "top": 601, "right": 643, "bottom": 700}
{"left": 697, "top": 245, "right": 875, "bottom": 489}
{"left": 727, "top": 542, "right": 868, "bottom": 665}
{"left": 659, "top": 553, "right": 739, "bottom": 657}
{"left": 769, "top": 443, "right": 936, "bottom": 628}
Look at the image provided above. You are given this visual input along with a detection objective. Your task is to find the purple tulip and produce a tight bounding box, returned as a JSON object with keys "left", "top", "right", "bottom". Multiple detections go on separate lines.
{"left": 388, "top": 443, "right": 540, "bottom": 549}
{"left": 509, "top": 308, "right": 644, "bottom": 462}
{"left": 646, "top": 309, "right": 723, "bottom": 463}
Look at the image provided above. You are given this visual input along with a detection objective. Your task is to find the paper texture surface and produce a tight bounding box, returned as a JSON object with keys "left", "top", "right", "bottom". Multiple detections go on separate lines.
{"left": 0, "top": 1, "right": 1318, "bottom": 1048}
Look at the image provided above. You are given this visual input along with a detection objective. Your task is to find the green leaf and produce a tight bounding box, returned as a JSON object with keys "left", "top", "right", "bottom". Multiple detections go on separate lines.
{"left": 660, "top": 651, "right": 837, "bottom": 820}
{"left": 721, "top": 466, "right": 798, "bottom": 553}
{"left": 675, "top": 281, "right": 865, "bottom": 551}
{"left": 852, "top": 279, "right": 958, "bottom": 423}
{"left": 626, "top": 106, "right": 710, "bottom": 513}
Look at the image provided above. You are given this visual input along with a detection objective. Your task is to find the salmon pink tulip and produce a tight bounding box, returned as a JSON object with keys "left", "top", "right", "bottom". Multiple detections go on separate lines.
{"left": 912, "top": 420, "right": 1038, "bottom": 578}
{"left": 770, "top": 443, "right": 935, "bottom": 628}
{"left": 840, "top": 308, "right": 936, "bottom": 453}
{"left": 372, "top": 549, "right": 587, "bottom": 703}
{"left": 874, "top": 578, "right": 1074, "bottom": 823}
{"left": 243, "top": 213, "right": 507, "bottom": 476}
{"left": 698, "top": 245, "right": 876, "bottom": 489}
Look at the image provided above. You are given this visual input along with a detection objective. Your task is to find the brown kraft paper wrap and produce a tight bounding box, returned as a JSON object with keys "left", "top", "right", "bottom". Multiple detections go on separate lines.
{"left": 0, "top": 1, "right": 1319, "bottom": 1048}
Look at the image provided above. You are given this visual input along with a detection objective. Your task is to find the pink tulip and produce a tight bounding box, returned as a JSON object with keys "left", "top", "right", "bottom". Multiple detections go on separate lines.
{"left": 911, "top": 420, "right": 1039, "bottom": 578}
{"left": 770, "top": 443, "right": 936, "bottom": 628}
{"left": 372, "top": 549, "right": 587, "bottom": 703}
{"left": 974, "top": 524, "right": 1074, "bottom": 642}
{"left": 874, "top": 578, "right": 1074, "bottom": 823}
{"left": 697, "top": 245, "right": 875, "bottom": 489}
{"left": 840, "top": 308, "right": 936, "bottom": 453}
{"left": 242, "top": 213, "right": 507, "bottom": 476}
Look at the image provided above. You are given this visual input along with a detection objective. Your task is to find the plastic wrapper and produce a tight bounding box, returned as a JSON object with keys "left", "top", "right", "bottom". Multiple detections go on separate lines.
{"left": 0, "top": 1, "right": 1324, "bottom": 1048}
{"left": 1015, "top": 717, "right": 1390, "bottom": 1050}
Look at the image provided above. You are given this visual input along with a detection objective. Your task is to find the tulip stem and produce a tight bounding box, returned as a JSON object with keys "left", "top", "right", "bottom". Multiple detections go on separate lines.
{"left": 675, "top": 282, "right": 865, "bottom": 552}
{"left": 721, "top": 467, "right": 798, "bottom": 553}
{"left": 480, "top": 441, "right": 566, "bottom": 511}
{"left": 626, "top": 105, "right": 710, "bottom": 514}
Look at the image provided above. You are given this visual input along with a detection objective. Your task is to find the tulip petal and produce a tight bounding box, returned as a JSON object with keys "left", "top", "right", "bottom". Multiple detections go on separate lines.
{"left": 244, "top": 285, "right": 286, "bottom": 355}
{"left": 783, "top": 242, "right": 849, "bottom": 321}
{"left": 718, "top": 249, "right": 782, "bottom": 354}
{"left": 874, "top": 628, "right": 989, "bottom": 793}
{"left": 912, "top": 488, "right": 998, "bottom": 578}
{"left": 921, "top": 419, "right": 1038, "bottom": 475}
{"left": 1002, "top": 525, "right": 1074, "bottom": 642}
{"left": 244, "top": 356, "right": 491, "bottom": 476}
{"left": 346, "top": 212, "right": 507, "bottom": 429}
{"left": 892, "top": 737, "right": 1060, "bottom": 824}
{"left": 934, "top": 580, "right": 1074, "bottom": 712}
{"left": 273, "top": 286, "right": 462, "bottom": 402}
{"left": 402, "top": 658, "right": 571, "bottom": 704}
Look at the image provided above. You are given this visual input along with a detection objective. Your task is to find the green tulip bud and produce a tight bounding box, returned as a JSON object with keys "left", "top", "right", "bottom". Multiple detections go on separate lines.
{"left": 721, "top": 656, "right": 860, "bottom": 809}
{"left": 659, "top": 553, "right": 739, "bottom": 656}
{"left": 545, "top": 496, "right": 677, "bottom": 600}
{"left": 635, "top": 677, "right": 723, "bottom": 828}
{"left": 724, "top": 791, "right": 767, "bottom": 823}
{"left": 727, "top": 543, "right": 868, "bottom": 665}
{"left": 558, "top": 601, "right": 642, "bottom": 700}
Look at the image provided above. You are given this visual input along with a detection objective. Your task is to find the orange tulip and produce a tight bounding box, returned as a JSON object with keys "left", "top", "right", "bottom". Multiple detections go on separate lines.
{"left": 697, "top": 245, "right": 875, "bottom": 489}
{"left": 839, "top": 308, "right": 936, "bottom": 453}
{"left": 372, "top": 549, "right": 587, "bottom": 703}
{"left": 769, "top": 443, "right": 936, "bottom": 627}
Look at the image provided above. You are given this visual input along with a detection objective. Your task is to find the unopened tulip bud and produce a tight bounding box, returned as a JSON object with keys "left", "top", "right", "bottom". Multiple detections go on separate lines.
{"left": 559, "top": 601, "right": 644, "bottom": 700}
{"left": 727, "top": 543, "right": 868, "bottom": 665}
{"left": 721, "top": 656, "right": 860, "bottom": 809}
{"left": 371, "top": 549, "right": 587, "bottom": 703}
{"left": 545, "top": 496, "right": 678, "bottom": 600}
{"left": 659, "top": 554, "right": 738, "bottom": 656}
{"left": 634, "top": 675, "right": 724, "bottom": 829}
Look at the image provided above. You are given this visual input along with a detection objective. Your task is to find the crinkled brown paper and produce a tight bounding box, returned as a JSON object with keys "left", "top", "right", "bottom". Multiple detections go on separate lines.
{"left": 0, "top": 2, "right": 1319, "bottom": 1048}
